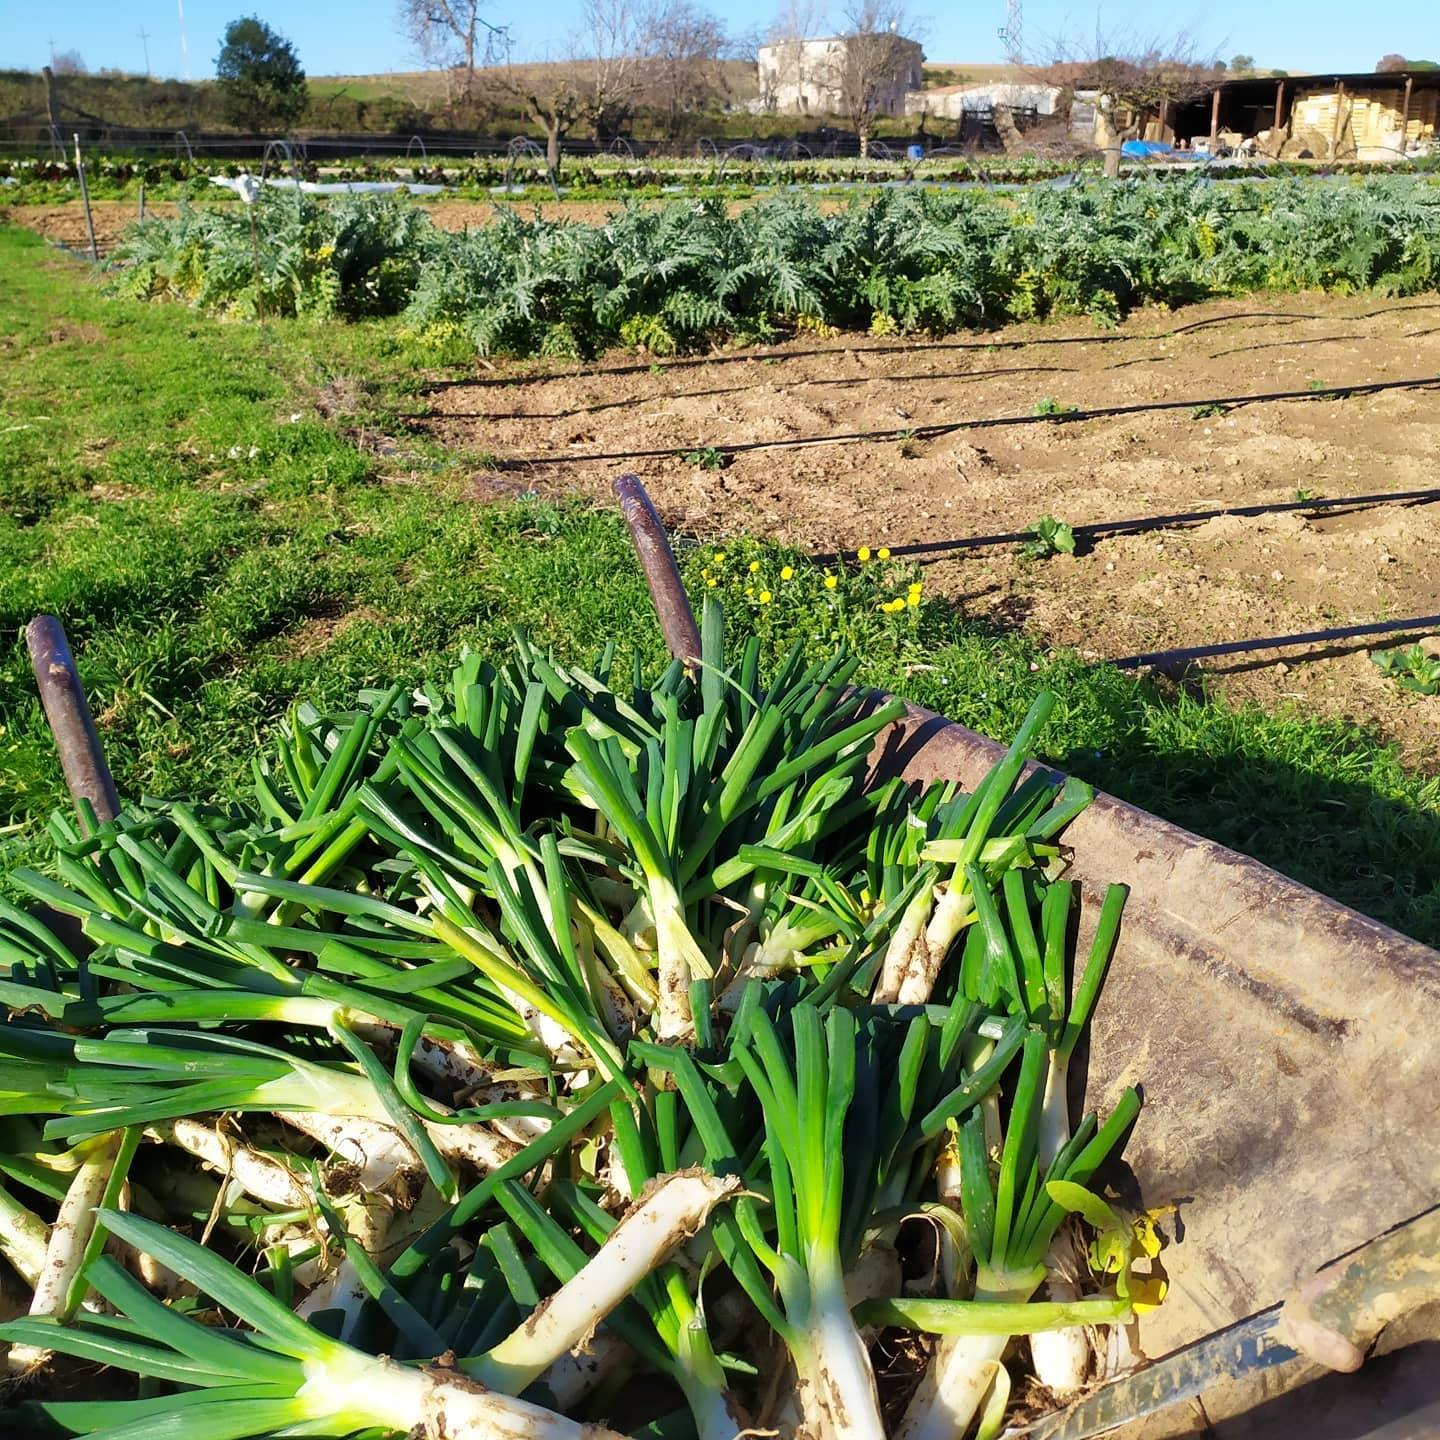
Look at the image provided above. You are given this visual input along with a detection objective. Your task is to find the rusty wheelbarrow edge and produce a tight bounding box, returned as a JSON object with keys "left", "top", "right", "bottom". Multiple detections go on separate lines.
{"left": 872, "top": 697, "right": 1440, "bottom": 998}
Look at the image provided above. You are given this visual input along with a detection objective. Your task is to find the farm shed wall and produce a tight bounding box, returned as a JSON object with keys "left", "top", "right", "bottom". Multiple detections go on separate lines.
{"left": 904, "top": 82, "right": 1062, "bottom": 120}
{"left": 1291, "top": 81, "right": 1438, "bottom": 158}
{"left": 1171, "top": 70, "right": 1440, "bottom": 158}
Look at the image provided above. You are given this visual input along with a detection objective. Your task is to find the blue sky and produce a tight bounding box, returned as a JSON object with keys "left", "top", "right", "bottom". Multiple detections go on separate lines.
{"left": 2, "top": 0, "right": 1434, "bottom": 78}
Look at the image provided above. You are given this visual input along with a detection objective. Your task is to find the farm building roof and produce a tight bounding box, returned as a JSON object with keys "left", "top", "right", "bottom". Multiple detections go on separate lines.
{"left": 1214, "top": 69, "right": 1440, "bottom": 93}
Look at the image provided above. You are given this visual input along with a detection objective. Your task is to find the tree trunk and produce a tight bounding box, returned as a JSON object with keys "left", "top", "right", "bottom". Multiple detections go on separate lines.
{"left": 858, "top": 123, "right": 870, "bottom": 159}
{"left": 43, "top": 66, "right": 63, "bottom": 154}
{"left": 1095, "top": 100, "right": 1122, "bottom": 179}
{"left": 546, "top": 125, "right": 562, "bottom": 178}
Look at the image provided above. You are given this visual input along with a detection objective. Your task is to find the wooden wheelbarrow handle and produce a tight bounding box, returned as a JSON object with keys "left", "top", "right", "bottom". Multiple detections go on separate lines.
{"left": 26, "top": 615, "right": 120, "bottom": 828}
{"left": 613, "top": 475, "right": 702, "bottom": 667}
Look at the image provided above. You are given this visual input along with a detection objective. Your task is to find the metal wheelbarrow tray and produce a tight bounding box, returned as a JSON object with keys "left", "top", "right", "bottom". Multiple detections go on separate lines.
{"left": 19, "top": 478, "right": 1440, "bottom": 1439}
{"left": 615, "top": 475, "right": 1440, "bottom": 1438}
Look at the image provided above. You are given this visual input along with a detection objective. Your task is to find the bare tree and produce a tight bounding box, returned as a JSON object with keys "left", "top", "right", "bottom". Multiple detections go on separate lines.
{"left": 829, "top": 0, "right": 922, "bottom": 158}
{"left": 646, "top": 0, "right": 731, "bottom": 141}
{"left": 497, "top": 52, "right": 584, "bottom": 173}
{"left": 1376, "top": 54, "right": 1408, "bottom": 73}
{"left": 495, "top": 0, "right": 656, "bottom": 175}
{"left": 52, "top": 50, "right": 89, "bottom": 76}
{"left": 1037, "top": 27, "right": 1221, "bottom": 177}
{"left": 398, "top": 0, "right": 507, "bottom": 103}
{"left": 583, "top": 0, "right": 660, "bottom": 140}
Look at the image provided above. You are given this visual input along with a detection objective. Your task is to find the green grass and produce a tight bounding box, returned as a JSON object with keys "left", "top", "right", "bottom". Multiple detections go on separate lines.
{"left": 2, "top": 224, "right": 1438, "bottom": 943}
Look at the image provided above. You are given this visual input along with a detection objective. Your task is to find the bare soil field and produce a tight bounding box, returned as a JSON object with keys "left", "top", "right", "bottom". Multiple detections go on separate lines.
{"left": 420, "top": 294, "right": 1440, "bottom": 764}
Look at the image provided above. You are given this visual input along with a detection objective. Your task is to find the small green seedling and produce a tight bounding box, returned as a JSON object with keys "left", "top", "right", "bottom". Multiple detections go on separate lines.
{"left": 1294, "top": 488, "right": 1317, "bottom": 503}
{"left": 897, "top": 428, "right": 920, "bottom": 458}
{"left": 1192, "top": 403, "right": 1226, "bottom": 420}
{"left": 1021, "top": 516, "right": 1077, "bottom": 560}
{"left": 682, "top": 446, "right": 728, "bottom": 471}
{"left": 1372, "top": 645, "right": 1440, "bottom": 696}
{"left": 1032, "top": 397, "right": 1080, "bottom": 419}
{"left": 649, "top": 362, "right": 668, "bottom": 376}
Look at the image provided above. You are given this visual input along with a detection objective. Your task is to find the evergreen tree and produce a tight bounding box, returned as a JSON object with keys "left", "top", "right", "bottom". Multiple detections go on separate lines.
{"left": 216, "top": 16, "right": 307, "bottom": 131}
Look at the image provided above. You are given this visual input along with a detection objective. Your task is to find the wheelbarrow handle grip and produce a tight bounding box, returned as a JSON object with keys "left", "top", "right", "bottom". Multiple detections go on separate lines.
{"left": 613, "top": 474, "right": 702, "bottom": 668}
{"left": 25, "top": 615, "right": 121, "bottom": 828}
{"left": 1278, "top": 1207, "right": 1440, "bottom": 1372}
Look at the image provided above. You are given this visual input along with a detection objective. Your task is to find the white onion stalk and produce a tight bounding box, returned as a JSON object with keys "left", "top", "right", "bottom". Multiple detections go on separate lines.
{"left": 873, "top": 879, "right": 937, "bottom": 1004}
{"left": 875, "top": 694, "right": 1058, "bottom": 1005}
{"left": 575, "top": 897, "right": 660, "bottom": 1012}
{"left": 8, "top": 1130, "right": 124, "bottom": 1373}
{"left": 153, "top": 1118, "right": 315, "bottom": 1210}
{"left": 311, "top": 1349, "right": 635, "bottom": 1440}
{"left": 1029, "top": 1238, "right": 1091, "bottom": 1401}
{"left": 534, "top": 1331, "right": 634, "bottom": 1410}
{"left": 1038, "top": 885, "right": 1128, "bottom": 1169}
{"left": 896, "top": 1267, "right": 1043, "bottom": 1440}
{"left": 467, "top": 1170, "right": 739, "bottom": 1393}
{"left": 281, "top": 1103, "right": 518, "bottom": 1180}
{"left": 630, "top": 877, "right": 712, "bottom": 1041}
{"left": 3, "top": 1206, "right": 634, "bottom": 1440}
{"left": 565, "top": 729, "right": 712, "bottom": 1042}
{"left": 734, "top": 1007, "right": 886, "bottom": 1440}
{"left": 0, "top": 1182, "right": 49, "bottom": 1288}
{"left": 716, "top": 911, "right": 843, "bottom": 1012}
{"left": 900, "top": 1039, "right": 1141, "bottom": 1440}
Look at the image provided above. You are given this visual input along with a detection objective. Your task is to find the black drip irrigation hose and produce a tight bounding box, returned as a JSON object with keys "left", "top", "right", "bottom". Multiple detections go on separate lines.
{"left": 502, "top": 373, "right": 1440, "bottom": 468}
{"left": 1110, "top": 614, "right": 1440, "bottom": 671}
{"left": 811, "top": 485, "right": 1440, "bottom": 565}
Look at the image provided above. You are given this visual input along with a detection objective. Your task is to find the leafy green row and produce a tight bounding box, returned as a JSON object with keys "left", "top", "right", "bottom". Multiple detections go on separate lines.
{"left": 0, "top": 605, "right": 1152, "bottom": 1438}
{"left": 110, "top": 175, "right": 1440, "bottom": 353}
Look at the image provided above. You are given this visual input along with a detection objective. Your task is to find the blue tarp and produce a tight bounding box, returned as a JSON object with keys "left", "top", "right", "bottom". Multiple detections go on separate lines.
{"left": 1121, "top": 140, "right": 1176, "bottom": 157}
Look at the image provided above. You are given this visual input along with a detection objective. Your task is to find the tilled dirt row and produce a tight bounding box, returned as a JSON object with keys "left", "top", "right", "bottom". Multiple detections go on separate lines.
{"left": 421, "top": 293, "right": 1440, "bottom": 764}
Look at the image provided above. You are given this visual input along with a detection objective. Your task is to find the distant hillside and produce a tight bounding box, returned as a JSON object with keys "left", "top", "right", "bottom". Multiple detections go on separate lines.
{"left": 921, "top": 62, "right": 1029, "bottom": 89}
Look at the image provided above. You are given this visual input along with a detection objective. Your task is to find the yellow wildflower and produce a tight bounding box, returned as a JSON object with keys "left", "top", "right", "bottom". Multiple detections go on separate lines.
{"left": 707, "top": 578, "right": 718, "bottom": 587}
{"left": 759, "top": 590, "right": 773, "bottom": 604}
{"left": 878, "top": 546, "right": 891, "bottom": 560}
{"left": 824, "top": 575, "right": 838, "bottom": 590}
{"left": 857, "top": 546, "right": 872, "bottom": 562}
{"left": 713, "top": 551, "right": 726, "bottom": 563}
{"left": 907, "top": 593, "right": 920, "bottom": 608}
{"left": 749, "top": 560, "right": 761, "bottom": 573}
{"left": 780, "top": 565, "right": 794, "bottom": 581}
{"left": 1046, "top": 1181, "right": 1172, "bottom": 1315}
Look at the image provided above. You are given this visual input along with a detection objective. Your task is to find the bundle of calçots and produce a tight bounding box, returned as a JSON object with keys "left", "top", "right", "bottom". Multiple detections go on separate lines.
{"left": 0, "top": 600, "right": 1162, "bottom": 1439}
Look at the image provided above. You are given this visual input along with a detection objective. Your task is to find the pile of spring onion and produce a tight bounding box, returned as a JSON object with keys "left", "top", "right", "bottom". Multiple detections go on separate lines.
{"left": 0, "top": 599, "right": 1164, "bottom": 1439}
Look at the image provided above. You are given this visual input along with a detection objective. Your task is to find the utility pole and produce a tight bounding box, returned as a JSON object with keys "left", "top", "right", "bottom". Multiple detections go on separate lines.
{"left": 138, "top": 27, "right": 152, "bottom": 77}
{"left": 997, "top": 0, "right": 1022, "bottom": 65}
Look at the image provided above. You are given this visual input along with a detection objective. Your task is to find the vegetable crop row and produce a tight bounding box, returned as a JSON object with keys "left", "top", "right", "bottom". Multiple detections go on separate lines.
{"left": 0, "top": 605, "right": 1160, "bottom": 1437}
{"left": 110, "top": 175, "right": 1440, "bottom": 357}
